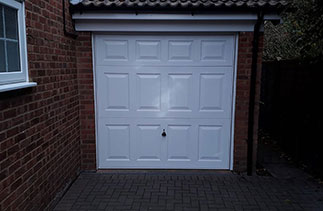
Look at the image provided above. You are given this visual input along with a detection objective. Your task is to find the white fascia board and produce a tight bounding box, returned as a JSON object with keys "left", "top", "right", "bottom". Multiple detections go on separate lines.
{"left": 72, "top": 12, "right": 278, "bottom": 32}
{"left": 72, "top": 12, "right": 280, "bottom": 21}
{"left": 74, "top": 19, "right": 257, "bottom": 32}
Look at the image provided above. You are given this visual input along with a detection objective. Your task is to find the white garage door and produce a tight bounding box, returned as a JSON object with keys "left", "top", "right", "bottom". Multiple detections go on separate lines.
{"left": 95, "top": 33, "right": 236, "bottom": 169}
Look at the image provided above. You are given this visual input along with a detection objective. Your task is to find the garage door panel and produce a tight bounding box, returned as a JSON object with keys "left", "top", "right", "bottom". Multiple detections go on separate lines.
{"left": 135, "top": 124, "right": 163, "bottom": 161}
{"left": 168, "top": 40, "right": 194, "bottom": 61}
{"left": 167, "top": 125, "right": 193, "bottom": 162}
{"left": 200, "top": 39, "right": 232, "bottom": 63}
{"left": 98, "top": 118, "right": 231, "bottom": 169}
{"left": 103, "top": 40, "right": 129, "bottom": 62}
{"left": 98, "top": 73, "right": 130, "bottom": 112}
{"left": 136, "top": 73, "right": 161, "bottom": 111}
{"left": 197, "top": 122, "right": 230, "bottom": 168}
{"left": 97, "top": 66, "right": 233, "bottom": 119}
{"left": 97, "top": 123, "right": 131, "bottom": 166}
{"left": 95, "top": 34, "right": 234, "bottom": 66}
{"left": 167, "top": 74, "right": 193, "bottom": 112}
{"left": 136, "top": 40, "right": 161, "bottom": 61}
{"left": 198, "top": 125, "right": 223, "bottom": 161}
{"left": 105, "top": 124, "right": 130, "bottom": 161}
{"left": 199, "top": 73, "right": 225, "bottom": 112}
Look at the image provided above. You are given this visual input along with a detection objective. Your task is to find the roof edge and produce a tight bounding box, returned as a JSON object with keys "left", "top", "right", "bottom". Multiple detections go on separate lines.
{"left": 69, "top": 0, "right": 288, "bottom": 13}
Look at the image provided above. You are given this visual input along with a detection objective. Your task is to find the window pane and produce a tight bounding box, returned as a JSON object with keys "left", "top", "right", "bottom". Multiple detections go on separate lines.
{"left": 4, "top": 6, "right": 18, "bottom": 40}
{"left": 7, "top": 41, "right": 20, "bottom": 72}
{"left": 0, "top": 40, "right": 5, "bottom": 72}
{"left": 0, "top": 5, "right": 3, "bottom": 38}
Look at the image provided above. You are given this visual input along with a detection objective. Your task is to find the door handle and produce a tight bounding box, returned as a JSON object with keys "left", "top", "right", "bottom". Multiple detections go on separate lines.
{"left": 162, "top": 129, "right": 166, "bottom": 137}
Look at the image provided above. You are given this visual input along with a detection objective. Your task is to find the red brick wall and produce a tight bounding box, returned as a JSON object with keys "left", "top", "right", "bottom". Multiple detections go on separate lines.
{"left": 76, "top": 32, "right": 96, "bottom": 170}
{"left": 233, "top": 32, "right": 264, "bottom": 172}
{"left": 76, "top": 32, "right": 264, "bottom": 172}
{"left": 0, "top": 0, "right": 80, "bottom": 210}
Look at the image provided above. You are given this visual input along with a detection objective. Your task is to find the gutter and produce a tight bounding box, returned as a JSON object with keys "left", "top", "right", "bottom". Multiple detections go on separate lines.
{"left": 247, "top": 11, "right": 264, "bottom": 176}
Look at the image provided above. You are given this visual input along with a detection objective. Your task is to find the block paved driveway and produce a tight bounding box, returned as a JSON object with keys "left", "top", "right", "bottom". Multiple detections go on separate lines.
{"left": 54, "top": 171, "right": 323, "bottom": 211}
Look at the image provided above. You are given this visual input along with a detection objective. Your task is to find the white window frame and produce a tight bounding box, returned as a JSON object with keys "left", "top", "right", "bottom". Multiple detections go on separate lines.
{"left": 0, "top": 0, "right": 35, "bottom": 91}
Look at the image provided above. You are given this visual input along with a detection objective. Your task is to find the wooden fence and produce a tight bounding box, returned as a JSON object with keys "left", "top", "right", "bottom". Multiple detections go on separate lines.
{"left": 259, "top": 60, "right": 323, "bottom": 177}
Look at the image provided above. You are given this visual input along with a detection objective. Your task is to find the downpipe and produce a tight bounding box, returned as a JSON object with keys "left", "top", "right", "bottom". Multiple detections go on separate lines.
{"left": 62, "top": 0, "right": 78, "bottom": 39}
{"left": 247, "top": 11, "right": 264, "bottom": 176}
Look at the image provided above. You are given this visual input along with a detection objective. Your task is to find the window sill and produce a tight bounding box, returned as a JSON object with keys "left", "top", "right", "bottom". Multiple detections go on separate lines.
{"left": 0, "top": 82, "right": 37, "bottom": 92}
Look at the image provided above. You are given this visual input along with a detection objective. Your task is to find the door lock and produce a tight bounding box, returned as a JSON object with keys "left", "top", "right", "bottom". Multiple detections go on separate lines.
{"left": 162, "top": 129, "right": 166, "bottom": 137}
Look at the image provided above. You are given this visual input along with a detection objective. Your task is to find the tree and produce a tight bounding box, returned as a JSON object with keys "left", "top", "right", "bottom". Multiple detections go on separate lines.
{"left": 264, "top": 0, "right": 323, "bottom": 62}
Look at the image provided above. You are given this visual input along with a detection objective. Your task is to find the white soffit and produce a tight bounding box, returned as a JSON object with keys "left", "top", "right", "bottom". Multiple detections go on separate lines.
{"left": 72, "top": 12, "right": 280, "bottom": 32}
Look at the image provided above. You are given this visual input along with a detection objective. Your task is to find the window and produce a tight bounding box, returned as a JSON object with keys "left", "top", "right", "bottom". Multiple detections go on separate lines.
{"left": 0, "top": 0, "right": 32, "bottom": 90}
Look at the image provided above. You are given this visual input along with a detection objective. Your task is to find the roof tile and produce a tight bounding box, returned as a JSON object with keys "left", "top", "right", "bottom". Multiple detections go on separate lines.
{"left": 74, "top": 0, "right": 288, "bottom": 9}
